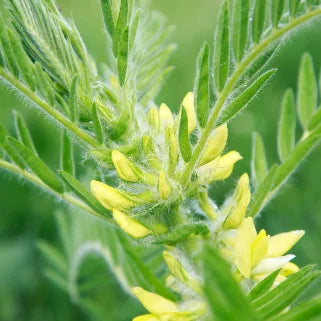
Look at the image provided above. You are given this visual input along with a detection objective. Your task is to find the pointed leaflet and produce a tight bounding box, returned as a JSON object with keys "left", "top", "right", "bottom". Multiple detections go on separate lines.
{"left": 290, "top": 0, "right": 301, "bottom": 17}
{"left": 99, "top": 0, "right": 115, "bottom": 37}
{"left": 117, "top": 26, "right": 129, "bottom": 86}
{"left": 232, "top": 0, "right": 250, "bottom": 62}
{"left": 60, "top": 131, "right": 74, "bottom": 176}
{"left": 69, "top": 76, "right": 79, "bottom": 122}
{"left": 194, "top": 42, "right": 210, "bottom": 128}
{"left": 251, "top": 132, "right": 269, "bottom": 188}
{"left": 203, "top": 244, "right": 259, "bottom": 321}
{"left": 308, "top": 106, "right": 321, "bottom": 131}
{"left": 92, "top": 103, "right": 103, "bottom": 144}
{"left": 7, "top": 137, "right": 64, "bottom": 193}
{"left": 58, "top": 170, "right": 109, "bottom": 216}
{"left": 179, "top": 107, "right": 192, "bottom": 162}
{"left": 247, "top": 164, "right": 278, "bottom": 218}
{"left": 278, "top": 89, "right": 296, "bottom": 162}
{"left": 272, "top": 0, "right": 286, "bottom": 27}
{"left": 113, "top": 0, "right": 128, "bottom": 56}
{"left": 298, "top": 53, "right": 317, "bottom": 130}
{"left": 14, "top": 111, "right": 38, "bottom": 155}
{"left": 214, "top": 0, "right": 230, "bottom": 92}
{"left": 252, "top": 0, "right": 267, "bottom": 44}
{"left": 218, "top": 69, "right": 276, "bottom": 125}
{"left": 248, "top": 269, "right": 281, "bottom": 301}
{"left": 253, "top": 266, "right": 321, "bottom": 319}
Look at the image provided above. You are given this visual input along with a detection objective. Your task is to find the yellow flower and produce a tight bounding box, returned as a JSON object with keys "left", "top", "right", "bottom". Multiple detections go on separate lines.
{"left": 232, "top": 217, "right": 304, "bottom": 281}
{"left": 159, "top": 103, "right": 174, "bottom": 127}
{"left": 182, "top": 92, "right": 196, "bottom": 134}
{"left": 158, "top": 170, "right": 172, "bottom": 200}
{"left": 199, "top": 124, "right": 228, "bottom": 166}
{"left": 223, "top": 173, "right": 251, "bottom": 229}
{"left": 113, "top": 209, "right": 151, "bottom": 238}
{"left": 197, "top": 151, "right": 242, "bottom": 183}
{"left": 90, "top": 180, "right": 154, "bottom": 211}
{"left": 132, "top": 287, "right": 198, "bottom": 321}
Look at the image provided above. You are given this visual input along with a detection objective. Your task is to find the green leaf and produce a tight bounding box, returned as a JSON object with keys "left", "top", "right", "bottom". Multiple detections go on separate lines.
{"left": 7, "top": 137, "right": 64, "bottom": 193}
{"left": 58, "top": 170, "right": 109, "bottom": 216}
{"left": 214, "top": 0, "right": 230, "bottom": 92}
{"left": 92, "top": 103, "right": 104, "bottom": 144}
{"left": 69, "top": 75, "right": 79, "bottom": 122}
{"left": 117, "top": 26, "right": 129, "bottom": 86}
{"left": 179, "top": 107, "right": 192, "bottom": 162}
{"left": 194, "top": 42, "right": 210, "bottom": 128}
{"left": 99, "top": 0, "right": 115, "bottom": 37}
{"left": 203, "top": 244, "right": 259, "bottom": 321}
{"left": 272, "top": 0, "right": 286, "bottom": 27}
{"left": 251, "top": 132, "right": 269, "bottom": 188}
{"left": 252, "top": 0, "right": 267, "bottom": 43}
{"left": 308, "top": 106, "right": 321, "bottom": 131}
{"left": 232, "top": 0, "right": 250, "bottom": 62}
{"left": 248, "top": 269, "right": 281, "bottom": 301}
{"left": 219, "top": 69, "right": 276, "bottom": 125}
{"left": 273, "top": 133, "right": 321, "bottom": 191}
{"left": 253, "top": 266, "right": 321, "bottom": 319}
{"left": 278, "top": 89, "right": 296, "bottom": 162}
{"left": 129, "top": 9, "right": 141, "bottom": 51}
{"left": 13, "top": 111, "right": 38, "bottom": 155}
{"left": 269, "top": 296, "right": 321, "bottom": 321}
{"left": 60, "top": 131, "right": 74, "bottom": 176}
{"left": 247, "top": 164, "right": 278, "bottom": 218}
{"left": 113, "top": 0, "right": 128, "bottom": 56}
{"left": 0, "top": 124, "right": 25, "bottom": 168}
{"left": 290, "top": 0, "right": 301, "bottom": 17}
{"left": 298, "top": 53, "right": 317, "bottom": 130}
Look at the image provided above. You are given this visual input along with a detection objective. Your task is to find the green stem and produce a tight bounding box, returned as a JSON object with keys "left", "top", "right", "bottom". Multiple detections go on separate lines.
{"left": 180, "top": 8, "right": 321, "bottom": 187}
{"left": 0, "top": 67, "right": 101, "bottom": 148}
{"left": 0, "top": 159, "right": 113, "bottom": 223}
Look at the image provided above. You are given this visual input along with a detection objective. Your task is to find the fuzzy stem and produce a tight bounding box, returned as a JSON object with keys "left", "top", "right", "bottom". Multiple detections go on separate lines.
{"left": 180, "top": 8, "right": 321, "bottom": 187}
{"left": 0, "top": 159, "right": 113, "bottom": 223}
{"left": 0, "top": 67, "right": 101, "bottom": 148}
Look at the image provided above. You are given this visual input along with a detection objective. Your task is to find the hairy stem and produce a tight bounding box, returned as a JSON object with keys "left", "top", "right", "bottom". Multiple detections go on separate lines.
{"left": 0, "top": 159, "right": 113, "bottom": 223}
{"left": 180, "top": 8, "right": 321, "bottom": 187}
{"left": 0, "top": 67, "right": 101, "bottom": 148}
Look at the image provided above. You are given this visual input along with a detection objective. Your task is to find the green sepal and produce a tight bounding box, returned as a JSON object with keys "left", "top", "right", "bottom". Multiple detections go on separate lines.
{"left": 179, "top": 107, "right": 192, "bottom": 162}
{"left": 60, "top": 131, "right": 74, "bottom": 176}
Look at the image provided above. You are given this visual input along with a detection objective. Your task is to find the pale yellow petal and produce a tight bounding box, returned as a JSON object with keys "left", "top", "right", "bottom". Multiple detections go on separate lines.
{"left": 281, "top": 262, "right": 300, "bottom": 277}
{"left": 133, "top": 287, "right": 178, "bottom": 314}
{"left": 235, "top": 217, "right": 257, "bottom": 278}
{"left": 159, "top": 103, "right": 174, "bottom": 127}
{"left": 182, "top": 92, "right": 196, "bottom": 134}
{"left": 133, "top": 315, "right": 159, "bottom": 321}
{"left": 199, "top": 124, "right": 228, "bottom": 165}
{"left": 224, "top": 173, "right": 251, "bottom": 229}
{"left": 113, "top": 209, "right": 151, "bottom": 238}
{"left": 251, "top": 255, "right": 295, "bottom": 276}
{"left": 158, "top": 170, "right": 172, "bottom": 200}
{"left": 251, "top": 230, "right": 269, "bottom": 267}
{"left": 267, "top": 231, "right": 305, "bottom": 257}
{"left": 163, "top": 251, "right": 189, "bottom": 284}
{"left": 90, "top": 180, "right": 135, "bottom": 210}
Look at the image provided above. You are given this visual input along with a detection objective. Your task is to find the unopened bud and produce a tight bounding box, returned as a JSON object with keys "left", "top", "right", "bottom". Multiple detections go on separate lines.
{"left": 182, "top": 92, "right": 196, "bottom": 134}
{"left": 159, "top": 103, "right": 174, "bottom": 127}
{"left": 158, "top": 170, "right": 172, "bottom": 200}
{"left": 199, "top": 124, "right": 228, "bottom": 166}
{"left": 147, "top": 107, "right": 160, "bottom": 130}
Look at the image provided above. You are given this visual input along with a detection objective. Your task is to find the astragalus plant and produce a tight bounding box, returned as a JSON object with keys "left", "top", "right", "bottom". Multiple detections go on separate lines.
{"left": 1, "top": 0, "right": 321, "bottom": 320}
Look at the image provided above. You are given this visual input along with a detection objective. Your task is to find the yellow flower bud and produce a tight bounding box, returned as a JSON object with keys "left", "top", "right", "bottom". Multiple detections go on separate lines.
{"left": 281, "top": 262, "right": 300, "bottom": 277}
{"left": 199, "top": 124, "right": 228, "bottom": 166}
{"left": 112, "top": 150, "right": 143, "bottom": 183}
{"left": 158, "top": 170, "right": 172, "bottom": 200}
{"left": 90, "top": 180, "right": 135, "bottom": 210}
{"left": 133, "top": 287, "right": 178, "bottom": 314}
{"left": 223, "top": 173, "right": 251, "bottom": 229}
{"left": 163, "top": 251, "right": 189, "bottom": 284}
{"left": 235, "top": 217, "right": 257, "bottom": 278}
{"left": 159, "top": 103, "right": 174, "bottom": 127}
{"left": 90, "top": 180, "right": 154, "bottom": 211}
{"left": 251, "top": 230, "right": 269, "bottom": 267}
{"left": 113, "top": 209, "right": 151, "bottom": 238}
{"left": 266, "top": 230, "right": 305, "bottom": 258}
{"left": 166, "top": 126, "right": 179, "bottom": 174}
{"left": 182, "top": 92, "right": 196, "bottom": 134}
{"left": 147, "top": 107, "right": 160, "bottom": 130}
{"left": 197, "top": 151, "right": 242, "bottom": 183}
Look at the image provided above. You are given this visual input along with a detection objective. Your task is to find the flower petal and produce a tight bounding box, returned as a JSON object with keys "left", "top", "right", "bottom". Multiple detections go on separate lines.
{"left": 251, "top": 255, "right": 295, "bottom": 276}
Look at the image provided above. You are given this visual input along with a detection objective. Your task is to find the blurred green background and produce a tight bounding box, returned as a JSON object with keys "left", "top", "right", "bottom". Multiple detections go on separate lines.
{"left": 0, "top": 0, "right": 321, "bottom": 320}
